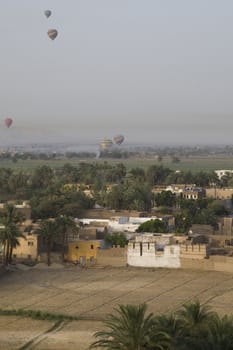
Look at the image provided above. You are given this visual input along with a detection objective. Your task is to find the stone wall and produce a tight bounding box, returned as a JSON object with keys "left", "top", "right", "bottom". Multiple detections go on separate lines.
{"left": 181, "top": 255, "right": 233, "bottom": 273}
{"left": 97, "top": 247, "right": 127, "bottom": 267}
{"left": 96, "top": 244, "right": 233, "bottom": 274}
{"left": 180, "top": 244, "right": 207, "bottom": 259}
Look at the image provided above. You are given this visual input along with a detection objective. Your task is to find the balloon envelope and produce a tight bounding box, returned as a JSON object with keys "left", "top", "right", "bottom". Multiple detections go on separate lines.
{"left": 44, "top": 10, "right": 52, "bottom": 18}
{"left": 4, "top": 118, "right": 13, "bottom": 128}
{"left": 47, "top": 29, "right": 58, "bottom": 40}
{"left": 113, "top": 134, "right": 124, "bottom": 145}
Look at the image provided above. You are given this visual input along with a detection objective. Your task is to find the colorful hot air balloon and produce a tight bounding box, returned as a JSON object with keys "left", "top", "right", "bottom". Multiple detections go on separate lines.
{"left": 4, "top": 118, "right": 13, "bottom": 128}
{"left": 47, "top": 29, "right": 58, "bottom": 40}
{"left": 113, "top": 134, "right": 124, "bottom": 145}
{"left": 44, "top": 10, "right": 52, "bottom": 18}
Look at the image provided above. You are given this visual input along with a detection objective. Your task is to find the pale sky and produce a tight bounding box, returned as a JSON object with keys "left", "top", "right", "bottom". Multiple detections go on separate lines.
{"left": 0, "top": 0, "right": 233, "bottom": 145}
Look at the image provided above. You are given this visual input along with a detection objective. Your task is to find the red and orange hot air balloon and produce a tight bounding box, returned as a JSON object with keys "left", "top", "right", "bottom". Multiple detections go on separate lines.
{"left": 47, "top": 29, "right": 58, "bottom": 40}
{"left": 4, "top": 118, "right": 13, "bottom": 128}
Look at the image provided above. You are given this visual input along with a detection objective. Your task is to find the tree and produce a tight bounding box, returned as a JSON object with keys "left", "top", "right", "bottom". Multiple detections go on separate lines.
{"left": 203, "top": 314, "right": 233, "bottom": 350}
{"left": 106, "top": 184, "right": 125, "bottom": 210}
{"left": 176, "top": 300, "right": 217, "bottom": 349}
{"left": 137, "top": 219, "right": 169, "bottom": 233}
{"left": 174, "top": 213, "right": 191, "bottom": 233}
{"left": 153, "top": 314, "right": 185, "bottom": 350}
{"left": 124, "top": 182, "right": 152, "bottom": 212}
{"left": 30, "top": 165, "right": 54, "bottom": 192}
{"left": 129, "top": 167, "right": 146, "bottom": 182}
{"left": 0, "top": 204, "right": 25, "bottom": 265}
{"left": 146, "top": 165, "right": 172, "bottom": 186}
{"left": 105, "top": 232, "right": 128, "bottom": 247}
{"left": 55, "top": 215, "right": 79, "bottom": 262}
{"left": 207, "top": 200, "right": 227, "bottom": 216}
{"left": 89, "top": 303, "right": 166, "bottom": 350}
{"left": 154, "top": 191, "right": 176, "bottom": 208}
{"left": 36, "top": 220, "right": 58, "bottom": 266}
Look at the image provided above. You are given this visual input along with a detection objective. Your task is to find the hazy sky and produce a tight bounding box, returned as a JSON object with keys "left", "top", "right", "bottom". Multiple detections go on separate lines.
{"left": 0, "top": 0, "right": 233, "bottom": 145}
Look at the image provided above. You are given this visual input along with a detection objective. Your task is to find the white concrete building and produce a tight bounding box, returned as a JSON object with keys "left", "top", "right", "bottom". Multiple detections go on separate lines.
{"left": 79, "top": 216, "right": 160, "bottom": 234}
{"left": 215, "top": 170, "right": 233, "bottom": 180}
{"left": 127, "top": 234, "right": 180, "bottom": 268}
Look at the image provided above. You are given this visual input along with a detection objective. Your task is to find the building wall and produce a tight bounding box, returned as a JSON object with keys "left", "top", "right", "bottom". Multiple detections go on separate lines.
{"left": 134, "top": 234, "right": 175, "bottom": 245}
{"left": 180, "top": 244, "right": 207, "bottom": 259}
{"left": 97, "top": 246, "right": 127, "bottom": 267}
{"left": 12, "top": 233, "right": 38, "bottom": 261}
{"left": 127, "top": 242, "right": 180, "bottom": 268}
{"left": 82, "top": 209, "right": 149, "bottom": 219}
{"left": 67, "top": 240, "right": 100, "bottom": 265}
{"left": 190, "top": 224, "right": 214, "bottom": 235}
{"left": 221, "top": 217, "right": 233, "bottom": 235}
{"left": 181, "top": 256, "right": 233, "bottom": 273}
{"left": 206, "top": 188, "right": 233, "bottom": 200}
{"left": 0, "top": 202, "right": 31, "bottom": 220}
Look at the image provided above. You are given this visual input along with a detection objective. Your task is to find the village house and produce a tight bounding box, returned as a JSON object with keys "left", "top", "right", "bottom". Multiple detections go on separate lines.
{"left": 12, "top": 232, "right": 38, "bottom": 263}
{"left": 0, "top": 201, "right": 31, "bottom": 220}
{"left": 66, "top": 240, "right": 100, "bottom": 266}
{"left": 181, "top": 185, "right": 205, "bottom": 200}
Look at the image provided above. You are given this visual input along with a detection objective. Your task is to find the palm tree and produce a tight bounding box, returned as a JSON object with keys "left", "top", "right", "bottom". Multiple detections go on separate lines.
{"left": 200, "top": 314, "right": 233, "bottom": 350}
{"left": 55, "top": 215, "right": 79, "bottom": 262}
{"left": 36, "top": 220, "right": 58, "bottom": 266}
{"left": 89, "top": 303, "right": 168, "bottom": 350}
{"left": 0, "top": 204, "right": 24, "bottom": 265}
{"left": 152, "top": 314, "right": 186, "bottom": 350}
{"left": 176, "top": 300, "right": 217, "bottom": 350}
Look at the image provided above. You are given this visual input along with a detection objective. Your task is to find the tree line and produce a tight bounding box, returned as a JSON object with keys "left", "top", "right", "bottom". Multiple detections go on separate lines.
{"left": 0, "top": 163, "right": 230, "bottom": 232}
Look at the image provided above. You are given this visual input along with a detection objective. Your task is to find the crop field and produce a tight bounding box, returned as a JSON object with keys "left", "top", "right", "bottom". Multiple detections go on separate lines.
{"left": 1, "top": 265, "right": 233, "bottom": 349}
{"left": 1, "top": 154, "right": 233, "bottom": 172}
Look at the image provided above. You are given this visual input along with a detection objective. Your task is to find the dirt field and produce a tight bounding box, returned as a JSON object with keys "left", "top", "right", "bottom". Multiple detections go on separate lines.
{"left": 1, "top": 265, "right": 233, "bottom": 349}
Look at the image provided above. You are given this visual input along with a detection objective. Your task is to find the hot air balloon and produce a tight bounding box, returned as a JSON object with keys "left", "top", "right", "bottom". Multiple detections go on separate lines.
{"left": 113, "top": 134, "right": 124, "bottom": 145}
{"left": 44, "top": 10, "right": 52, "bottom": 18}
{"left": 4, "top": 118, "right": 13, "bottom": 128}
{"left": 47, "top": 29, "right": 58, "bottom": 40}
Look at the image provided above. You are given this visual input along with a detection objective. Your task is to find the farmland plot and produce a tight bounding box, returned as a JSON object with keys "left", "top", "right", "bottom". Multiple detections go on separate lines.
{"left": 1, "top": 265, "right": 233, "bottom": 349}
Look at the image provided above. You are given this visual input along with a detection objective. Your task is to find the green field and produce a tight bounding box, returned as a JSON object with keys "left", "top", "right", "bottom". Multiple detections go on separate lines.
{"left": 0, "top": 155, "right": 233, "bottom": 172}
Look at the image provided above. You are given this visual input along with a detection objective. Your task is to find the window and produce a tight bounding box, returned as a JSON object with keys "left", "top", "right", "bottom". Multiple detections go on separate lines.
{"left": 28, "top": 241, "right": 34, "bottom": 246}
{"left": 91, "top": 244, "right": 94, "bottom": 249}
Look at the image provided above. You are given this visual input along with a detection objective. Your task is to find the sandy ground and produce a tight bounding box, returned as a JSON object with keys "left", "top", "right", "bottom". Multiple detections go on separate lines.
{"left": 1, "top": 265, "right": 233, "bottom": 349}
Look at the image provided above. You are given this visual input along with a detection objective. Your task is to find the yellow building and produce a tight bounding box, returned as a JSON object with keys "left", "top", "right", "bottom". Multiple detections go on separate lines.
{"left": 12, "top": 233, "right": 38, "bottom": 262}
{"left": 66, "top": 240, "right": 100, "bottom": 266}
